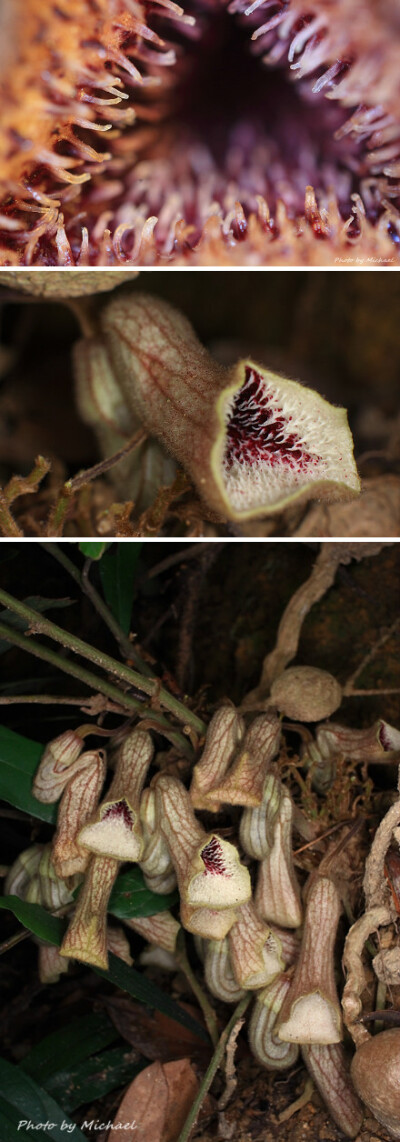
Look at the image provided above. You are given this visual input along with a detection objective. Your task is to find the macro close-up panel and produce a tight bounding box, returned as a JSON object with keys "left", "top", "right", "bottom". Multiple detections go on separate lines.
{"left": 0, "top": 539, "right": 400, "bottom": 1142}
{"left": 1, "top": 0, "right": 400, "bottom": 266}
{"left": 0, "top": 268, "right": 399, "bottom": 539}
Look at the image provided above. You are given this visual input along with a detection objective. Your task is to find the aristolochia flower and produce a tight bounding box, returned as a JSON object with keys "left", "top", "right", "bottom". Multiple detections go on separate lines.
{"left": 189, "top": 707, "right": 245, "bottom": 811}
{"left": 277, "top": 876, "right": 343, "bottom": 1045}
{"left": 95, "top": 292, "right": 360, "bottom": 521}
{"left": 251, "top": 775, "right": 303, "bottom": 929}
{"left": 205, "top": 714, "right": 281, "bottom": 808}
{"left": 228, "top": 900, "right": 285, "bottom": 989}
{"left": 155, "top": 774, "right": 251, "bottom": 912}
{"left": 78, "top": 729, "right": 154, "bottom": 861}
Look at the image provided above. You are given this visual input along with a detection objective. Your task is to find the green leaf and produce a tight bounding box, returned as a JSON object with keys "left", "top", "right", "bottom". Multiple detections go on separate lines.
{"left": 79, "top": 542, "right": 111, "bottom": 560}
{"left": 109, "top": 866, "right": 178, "bottom": 920}
{"left": 0, "top": 727, "right": 56, "bottom": 823}
{"left": 0, "top": 597, "right": 74, "bottom": 656}
{"left": 0, "top": 1092, "right": 32, "bottom": 1142}
{"left": 0, "top": 1059, "right": 86, "bottom": 1142}
{"left": 0, "top": 898, "right": 209, "bottom": 1042}
{"left": 99, "top": 543, "right": 142, "bottom": 635}
{"left": 0, "top": 897, "right": 64, "bottom": 944}
{"left": 20, "top": 1014, "right": 119, "bottom": 1083}
{"left": 45, "top": 1047, "right": 144, "bottom": 1113}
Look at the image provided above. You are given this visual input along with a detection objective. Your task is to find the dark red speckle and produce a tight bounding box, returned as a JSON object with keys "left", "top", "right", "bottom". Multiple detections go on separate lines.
{"left": 102, "top": 799, "right": 134, "bottom": 828}
{"left": 224, "top": 366, "right": 317, "bottom": 471}
{"left": 201, "top": 835, "right": 230, "bottom": 875}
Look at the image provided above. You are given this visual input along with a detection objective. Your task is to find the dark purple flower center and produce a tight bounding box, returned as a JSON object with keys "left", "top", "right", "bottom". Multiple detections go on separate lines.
{"left": 201, "top": 835, "right": 230, "bottom": 875}
{"left": 102, "top": 799, "right": 134, "bottom": 828}
{"left": 225, "top": 366, "right": 317, "bottom": 470}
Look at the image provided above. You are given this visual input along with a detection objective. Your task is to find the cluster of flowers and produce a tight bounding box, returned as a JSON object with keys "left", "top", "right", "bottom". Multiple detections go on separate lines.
{"left": 5, "top": 667, "right": 400, "bottom": 1137}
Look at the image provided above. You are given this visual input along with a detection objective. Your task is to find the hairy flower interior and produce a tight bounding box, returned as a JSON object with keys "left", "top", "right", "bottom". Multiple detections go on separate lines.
{"left": 278, "top": 992, "right": 342, "bottom": 1044}
{"left": 218, "top": 364, "right": 359, "bottom": 514}
{"left": 188, "top": 834, "right": 251, "bottom": 907}
{"left": 79, "top": 798, "right": 142, "bottom": 860}
{"left": 1, "top": 0, "right": 400, "bottom": 262}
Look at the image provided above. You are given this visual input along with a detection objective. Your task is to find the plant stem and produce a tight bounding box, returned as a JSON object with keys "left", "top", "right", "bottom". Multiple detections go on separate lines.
{"left": 0, "top": 621, "right": 194, "bottom": 759}
{"left": 0, "top": 587, "right": 206, "bottom": 736}
{"left": 40, "top": 541, "right": 152, "bottom": 674}
{"left": 176, "top": 993, "right": 251, "bottom": 1142}
{"left": 0, "top": 490, "right": 23, "bottom": 537}
{"left": 175, "top": 930, "right": 219, "bottom": 1048}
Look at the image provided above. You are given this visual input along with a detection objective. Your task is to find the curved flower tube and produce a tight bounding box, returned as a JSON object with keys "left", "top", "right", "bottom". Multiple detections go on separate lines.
{"left": 139, "top": 788, "right": 177, "bottom": 894}
{"left": 277, "top": 876, "right": 342, "bottom": 1044}
{"left": 189, "top": 706, "right": 245, "bottom": 811}
{"left": 206, "top": 714, "right": 281, "bottom": 808}
{"left": 248, "top": 974, "right": 299, "bottom": 1071}
{"left": 204, "top": 938, "right": 247, "bottom": 1004}
{"left": 302, "top": 1044, "right": 363, "bottom": 1139}
{"left": 60, "top": 854, "right": 120, "bottom": 969}
{"left": 228, "top": 900, "right": 285, "bottom": 989}
{"left": 253, "top": 776, "right": 302, "bottom": 929}
{"left": 52, "top": 749, "right": 107, "bottom": 878}
{"left": 32, "top": 730, "right": 86, "bottom": 803}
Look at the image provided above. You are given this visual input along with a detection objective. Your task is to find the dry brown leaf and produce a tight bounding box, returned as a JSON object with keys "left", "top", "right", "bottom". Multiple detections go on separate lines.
{"left": 104, "top": 997, "right": 211, "bottom": 1064}
{"left": 110, "top": 1058, "right": 199, "bottom": 1142}
{"left": 294, "top": 476, "right": 400, "bottom": 537}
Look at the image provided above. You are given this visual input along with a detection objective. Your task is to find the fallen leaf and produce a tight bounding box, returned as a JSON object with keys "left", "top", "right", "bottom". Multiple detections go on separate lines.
{"left": 295, "top": 476, "right": 400, "bottom": 537}
{"left": 104, "top": 997, "right": 211, "bottom": 1064}
{"left": 110, "top": 1058, "right": 199, "bottom": 1142}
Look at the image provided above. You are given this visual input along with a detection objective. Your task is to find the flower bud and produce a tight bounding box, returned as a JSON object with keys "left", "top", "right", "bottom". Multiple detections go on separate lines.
{"left": 270, "top": 666, "right": 342, "bottom": 722}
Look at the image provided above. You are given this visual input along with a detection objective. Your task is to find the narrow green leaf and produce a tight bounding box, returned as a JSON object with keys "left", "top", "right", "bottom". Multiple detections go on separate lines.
{"left": 45, "top": 1047, "right": 144, "bottom": 1113}
{"left": 96, "top": 951, "right": 209, "bottom": 1041}
{"left": 109, "top": 866, "right": 178, "bottom": 919}
{"left": 0, "top": 898, "right": 209, "bottom": 1042}
{"left": 99, "top": 543, "right": 142, "bottom": 635}
{"left": 0, "top": 1059, "right": 86, "bottom": 1142}
{"left": 0, "top": 727, "right": 56, "bottom": 823}
{"left": 79, "top": 543, "right": 111, "bottom": 560}
{"left": 20, "top": 1014, "right": 118, "bottom": 1083}
{"left": 0, "top": 897, "right": 64, "bottom": 944}
{"left": 0, "top": 1092, "right": 30, "bottom": 1142}
{"left": 0, "top": 597, "right": 74, "bottom": 656}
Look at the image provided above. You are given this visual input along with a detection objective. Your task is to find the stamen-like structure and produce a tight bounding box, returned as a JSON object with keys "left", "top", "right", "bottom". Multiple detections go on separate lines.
{"left": 1, "top": 0, "right": 400, "bottom": 263}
